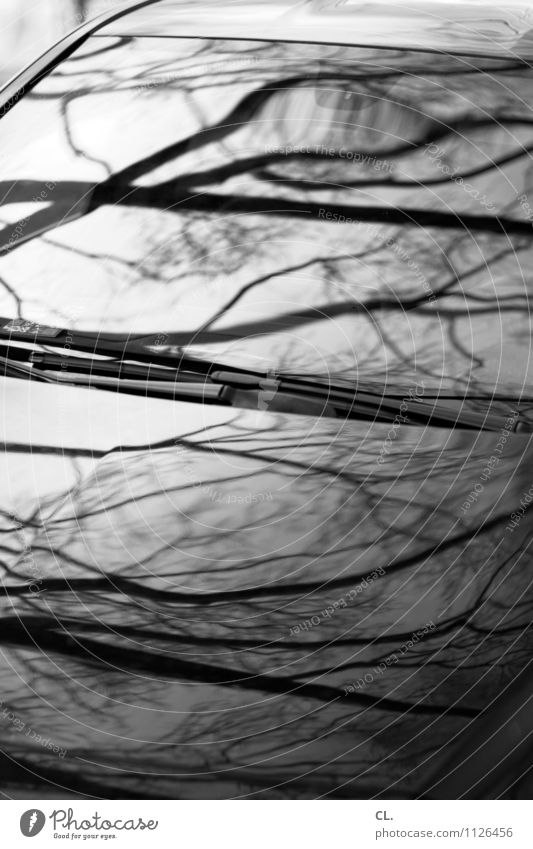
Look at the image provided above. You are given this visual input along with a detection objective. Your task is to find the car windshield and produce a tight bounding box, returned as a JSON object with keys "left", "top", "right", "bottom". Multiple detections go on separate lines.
{"left": 0, "top": 35, "right": 531, "bottom": 394}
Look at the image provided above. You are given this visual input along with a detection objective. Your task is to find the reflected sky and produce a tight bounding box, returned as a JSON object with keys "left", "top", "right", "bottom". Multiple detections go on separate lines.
{"left": 0, "top": 36, "right": 532, "bottom": 392}
{"left": 1, "top": 374, "right": 533, "bottom": 798}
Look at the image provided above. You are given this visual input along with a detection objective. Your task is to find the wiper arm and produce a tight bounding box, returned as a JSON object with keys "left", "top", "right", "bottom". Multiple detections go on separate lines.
{"left": 0, "top": 335, "right": 529, "bottom": 433}
{"left": 0, "top": 343, "right": 228, "bottom": 403}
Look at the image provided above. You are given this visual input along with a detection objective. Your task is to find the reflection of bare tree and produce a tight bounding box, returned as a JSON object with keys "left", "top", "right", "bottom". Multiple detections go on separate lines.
{"left": 1, "top": 32, "right": 533, "bottom": 798}
{"left": 0, "top": 37, "right": 532, "bottom": 389}
{"left": 1, "top": 414, "right": 533, "bottom": 798}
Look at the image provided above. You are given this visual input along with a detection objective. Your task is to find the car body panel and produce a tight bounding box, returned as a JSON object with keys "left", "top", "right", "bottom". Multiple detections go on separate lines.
{"left": 1, "top": 375, "right": 532, "bottom": 798}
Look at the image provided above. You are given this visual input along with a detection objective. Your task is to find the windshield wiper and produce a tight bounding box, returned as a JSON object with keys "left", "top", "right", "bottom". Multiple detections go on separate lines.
{"left": 0, "top": 333, "right": 530, "bottom": 433}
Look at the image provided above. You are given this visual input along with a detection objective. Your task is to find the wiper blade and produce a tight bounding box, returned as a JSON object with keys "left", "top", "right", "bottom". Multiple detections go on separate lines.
{"left": 48, "top": 371, "right": 225, "bottom": 400}
{"left": 27, "top": 351, "right": 204, "bottom": 382}
{"left": 0, "top": 344, "right": 228, "bottom": 404}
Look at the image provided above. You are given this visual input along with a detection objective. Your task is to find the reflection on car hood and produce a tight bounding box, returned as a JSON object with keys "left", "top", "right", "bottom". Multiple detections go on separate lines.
{"left": 1, "top": 376, "right": 533, "bottom": 798}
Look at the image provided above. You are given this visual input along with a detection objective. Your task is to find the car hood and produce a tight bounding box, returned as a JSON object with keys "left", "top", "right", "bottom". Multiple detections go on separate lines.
{"left": 1, "top": 376, "right": 533, "bottom": 798}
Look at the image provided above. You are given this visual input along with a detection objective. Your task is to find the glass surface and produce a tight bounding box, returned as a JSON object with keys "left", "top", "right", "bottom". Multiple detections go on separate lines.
{"left": 0, "top": 37, "right": 532, "bottom": 392}
{"left": 1, "top": 33, "right": 533, "bottom": 800}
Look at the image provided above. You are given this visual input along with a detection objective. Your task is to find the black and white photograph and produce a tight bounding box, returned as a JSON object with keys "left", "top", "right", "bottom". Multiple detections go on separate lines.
{"left": 0, "top": 0, "right": 533, "bottom": 843}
